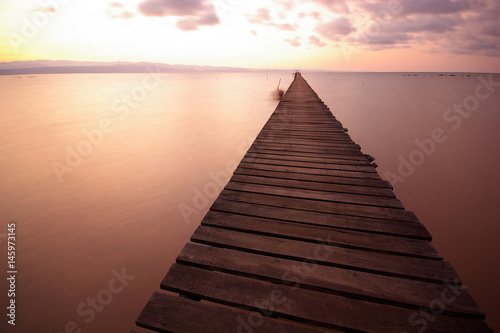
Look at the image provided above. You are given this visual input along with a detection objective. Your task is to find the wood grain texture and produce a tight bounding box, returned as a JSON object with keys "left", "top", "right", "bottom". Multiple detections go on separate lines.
{"left": 134, "top": 73, "right": 491, "bottom": 333}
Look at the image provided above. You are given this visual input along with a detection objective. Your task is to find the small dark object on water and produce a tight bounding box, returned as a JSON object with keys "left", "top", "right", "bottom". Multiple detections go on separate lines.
{"left": 274, "top": 89, "right": 284, "bottom": 99}
{"left": 273, "top": 79, "right": 285, "bottom": 100}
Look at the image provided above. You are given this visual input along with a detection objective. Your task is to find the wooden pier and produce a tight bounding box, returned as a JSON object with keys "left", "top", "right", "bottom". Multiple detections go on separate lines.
{"left": 134, "top": 73, "right": 492, "bottom": 332}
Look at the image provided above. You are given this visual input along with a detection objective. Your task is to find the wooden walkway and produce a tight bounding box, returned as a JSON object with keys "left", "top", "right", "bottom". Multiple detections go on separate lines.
{"left": 134, "top": 73, "right": 492, "bottom": 332}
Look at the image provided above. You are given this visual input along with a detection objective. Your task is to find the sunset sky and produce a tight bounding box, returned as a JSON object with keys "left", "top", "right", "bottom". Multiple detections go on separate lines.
{"left": 1, "top": 0, "right": 499, "bottom": 72}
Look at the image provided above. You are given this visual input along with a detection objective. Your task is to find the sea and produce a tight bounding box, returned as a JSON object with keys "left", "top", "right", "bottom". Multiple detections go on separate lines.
{"left": 0, "top": 72, "right": 499, "bottom": 332}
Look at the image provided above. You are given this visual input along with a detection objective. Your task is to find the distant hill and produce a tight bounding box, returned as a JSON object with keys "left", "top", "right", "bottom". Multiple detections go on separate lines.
{"left": 0, "top": 60, "right": 260, "bottom": 75}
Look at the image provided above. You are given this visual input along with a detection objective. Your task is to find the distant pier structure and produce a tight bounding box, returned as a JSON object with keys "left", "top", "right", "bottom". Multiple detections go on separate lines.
{"left": 133, "top": 73, "right": 492, "bottom": 332}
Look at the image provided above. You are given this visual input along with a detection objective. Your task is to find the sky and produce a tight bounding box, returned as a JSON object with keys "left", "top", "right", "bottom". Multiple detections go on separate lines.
{"left": 0, "top": 0, "right": 499, "bottom": 72}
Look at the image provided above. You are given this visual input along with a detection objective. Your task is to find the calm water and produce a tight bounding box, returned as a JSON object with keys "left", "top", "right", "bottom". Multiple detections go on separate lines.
{"left": 0, "top": 72, "right": 498, "bottom": 332}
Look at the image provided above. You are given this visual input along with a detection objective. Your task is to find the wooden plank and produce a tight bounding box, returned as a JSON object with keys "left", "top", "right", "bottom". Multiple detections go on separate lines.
{"left": 254, "top": 138, "right": 361, "bottom": 149}
{"left": 255, "top": 132, "right": 353, "bottom": 142}
{"left": 247, "top": 147, "right": 369, "bottom": 161}
{"left": 161, "top": 264, "right": 491, "bottom": 333}
{"left": 210, "top": 199, "right": 430, "bottom": 239}
{"left": 219, "top": 190, "right": 419, "bottom": 223}
{"left": 230, "top": 173, "right": 395, "bottom": 197}
{"left": 248, "top": 143, "right": 365, "bottom": 156}
{"left": 191, "top": 225, "right": 455, "bottom": 284}
{"left": 201, "top": 211, "right": 440, "bottom": 259}
{"left": 263, "top": 124, "right": 345, "bottom": 133}
{"left": 136, "top": 292, "right": 330, "bottom": 333}
{"left": 237, "top": 162, "right": 382, "bottom": 180}
{"left": 177, "top": 243, "right": 477, "bottom": 314}
{"left": 244, "top": 152, "right": 372, "bottom": 166}
{"left": 235, "top": 166, "right": 392, "bottom": 189}
{"left": 257, "top": 133, "right": 355, "bottom": 143}
{"left": 240, "top": 156, "right": 377, "bottom": 173}
{"left": 259, "top": 127, "right": 351, "bottom": 135}
{"left": 258, "top": 128, "right": 351, "bottom": 136}
{"left": 224, "top": 181, "right": 404, "bottom": 209}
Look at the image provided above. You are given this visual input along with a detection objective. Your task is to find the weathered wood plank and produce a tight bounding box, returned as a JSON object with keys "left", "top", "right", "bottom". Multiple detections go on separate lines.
{"left": 240, "top": 156, "right": 377, "bottom": 173}
{"left": 257, "top": 133, "right": 355, "bottom": 143}
{"left": 230, "top": 173, "right": 395, "bottom": 197}
{"left": 161, "top": 264, "right": 491, "bottom": 333}
{"left": 190, "top": 225, "right": 455, "bottom": 283}
{"left": 224, "top": 181, "right": 404, "bottom": 209}
{"left": 259, "top": 129, "right": 350, "bottom": 137}
{"left": 136, "top": 292, "right": 330, "bottom": 333}
{"left": 210, "top": 199, "right": 430, "bottom": 239}
{"left": 201, "top": 211, "right": 440, "bottom": 259}
{"left": 254, "top": 138, "right": 361, "bottom": 150}
{"left": 247, "top": 147, "right": 369, "bottom": 161}
{"left": 248, "top": 144, "right": 366, "bottom": 157}
{"left": 245, "top": 151, "right": 372, "bottom": 166}
{"left": 177, "top": 243, "right": 477, "bottom": 314}
{"left": 235, "top": 166, "right": 391, "bottom": 188}
{"left": 237, "top": 162, "right": 382, "bottom": 180}
{"left": 219, "top": 190, "right": 419, "bottom": 222}
{"left": 248, "top": 146, "right": 367, "bottom": 162}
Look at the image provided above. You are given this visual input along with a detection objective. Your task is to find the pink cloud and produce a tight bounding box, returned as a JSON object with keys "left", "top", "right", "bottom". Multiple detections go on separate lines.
{"left": 138, "top": 0, "right": 220, "bottom": 30}
{"left": 110, "top": 2, "right": 124, "bottom": 9}
{"left": 309, "top": 35, "right": 327, "bottom": 47}
{"left": 311, "top": 0, "right": 349, "bottom": 13}
{"left": 317, "top": 17, "right": 356, "bottom": 40}
{"left": 285, "top": 36, "right": 301, "bottom": 47}
{"left": 247, "top": 7, "right": 297, "bottom": 31}
{"left": 247, "top": 8, "right": 271, "bottom": 24}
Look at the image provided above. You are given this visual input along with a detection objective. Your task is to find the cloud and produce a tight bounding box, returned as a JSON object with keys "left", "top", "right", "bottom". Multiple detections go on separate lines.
{"left": 271, "top": 23, "right": 296, "bottom": 31}
{"left": 277, "top": 0, "right": 295, "bottom": 11}
{"left": 109, "top": 11, "right": 134, "bottom": 19}
{"left": 138, "top": 0, "right": 220, "bottom": 30}
{"left": 247, "top": 8, "right": 271, "bottom": 24}
{"left": 139, "top": 0, "right": 213, "bottom": 16}
{"left": 359, "top": 0, "right": 470, "bottom": 16}
{"left": 398, "top": 0, "right": 471, "bottom": 15}
{"left": 308, "top": 35, "right": 327, "bottom": 47}
{"left": 285, "top": 36, "right": 301, "bottom": 47}
{"left": 176, "top": 12, "right": 219, "bottom": 31}
{"left": 110, "top": 2, "right": 124, "bottom": 8}
{"left": 311, "top": 0, "right": 349, "bottom": 13}
{"left": 481, "top": 22, "right": 500, "bottom": 37}
{"left": 247, "top": 7, "right": 297, "bottom": 31}
{"left": 322, "top": 0, "right": 499, "bottom": 57}
{"left": 264, "top": 0, "right": 500, "bottom": 57}
{"left": 298, "top": 11, "right": 322, "bottom": 20}
{"left": 317, "top": 17, "right": 356, "bottom": 40}
{"left": 43, "top": 6, "right": 57, "bottom": 13}
{"left": 358, "top": 32, "right": 411, "bottom": 45}
{"left": 389, "top": 15, "right": 463, "bottom": 34}
{"left": 107, "top": 2, "right": 134, "bottom": 19}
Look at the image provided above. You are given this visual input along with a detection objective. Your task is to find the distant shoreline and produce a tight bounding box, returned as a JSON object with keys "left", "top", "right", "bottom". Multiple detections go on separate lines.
{"left": 1, "top": 69, "right": 497, "bottom": 76}
{"left": 1, "top": 60, "right": 497, "bottom": 76}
